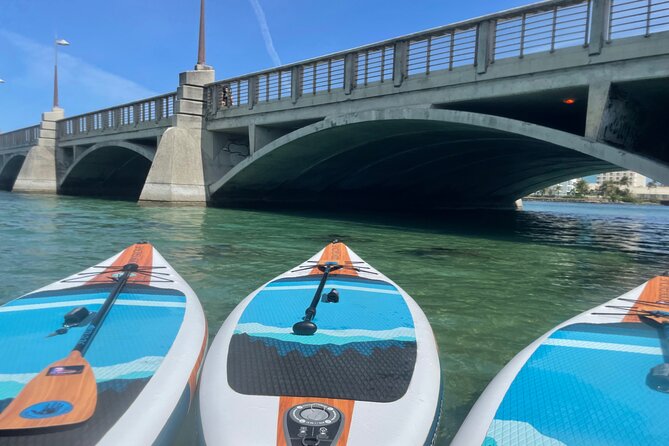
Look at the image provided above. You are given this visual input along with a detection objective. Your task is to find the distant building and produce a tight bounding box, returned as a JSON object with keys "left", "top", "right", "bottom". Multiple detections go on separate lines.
{"left": 555, "top": 179, "right": 577, "bottom": 196}
{"left": 596, "top": 171, "right": 646, "bottom": 188}
{"left": 629, "top": 185, "right": 669, "bottom": 201}
{"left": 530, "top": 179, "right": 578, "bottom": 196}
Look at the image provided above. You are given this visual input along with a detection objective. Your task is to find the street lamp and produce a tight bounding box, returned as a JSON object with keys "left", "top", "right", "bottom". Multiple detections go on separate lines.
{"left": 53, "top": 38, "right": 70, "bottom": 110}
{"left": 195, "top": 0, "right": 211, "bottom": 70}
{"left": 0, "top": 79, "right": 5, "bottom": 83}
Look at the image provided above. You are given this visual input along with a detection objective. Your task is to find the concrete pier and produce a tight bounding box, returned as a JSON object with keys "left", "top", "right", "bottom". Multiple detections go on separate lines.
{"left": 139, "top": 70, "right": 214, "bottom": 203}
{"left": 12, "top": 109, "right": 64, "bottom": 194}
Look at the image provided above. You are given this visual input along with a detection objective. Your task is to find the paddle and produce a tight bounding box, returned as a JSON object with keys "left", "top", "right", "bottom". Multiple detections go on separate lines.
{"left": 0, "top": 263, "right": 139, "bottom": 430}
{"left": 293, "top": 261, "right": 342, "bottom": 336}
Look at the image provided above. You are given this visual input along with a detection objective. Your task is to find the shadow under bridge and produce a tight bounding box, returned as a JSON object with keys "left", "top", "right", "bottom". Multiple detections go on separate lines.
{"left": 59, "top": 141, "right": 155, "bottom": 200}
{"left": 0, "top": 154, "right": 27, "bottom": 191}
{"left": 208, "top": 109, "right": 658, "bottom": 210}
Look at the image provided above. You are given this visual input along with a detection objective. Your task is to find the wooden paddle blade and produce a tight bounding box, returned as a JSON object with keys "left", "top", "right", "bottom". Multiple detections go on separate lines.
{"left": 0, "top": 351, "right": 97, "bottom": 430}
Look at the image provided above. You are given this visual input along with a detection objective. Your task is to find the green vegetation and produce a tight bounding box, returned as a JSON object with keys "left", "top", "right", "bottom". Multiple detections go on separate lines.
{"left": 572, "top": 179, "right": 590, "bottom": 198}
{"left": 596, "top": 175, "right": 638, "bottom": 203}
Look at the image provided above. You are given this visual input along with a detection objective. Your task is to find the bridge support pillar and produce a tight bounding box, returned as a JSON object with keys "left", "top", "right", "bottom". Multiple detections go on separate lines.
{"left": 586, "top": 81, "right": 644, "bottom": 152}
{"left": 585, "top": 81, "right": 611, "bottom": 139}
{"left": 140, "top": 69, "right": 214, "bottom": 203}
{"left": 12, "top": 109, "right": 64, "bottom": 194}
{"left": 249, "top": 124, "right": 286, "bottom": 155}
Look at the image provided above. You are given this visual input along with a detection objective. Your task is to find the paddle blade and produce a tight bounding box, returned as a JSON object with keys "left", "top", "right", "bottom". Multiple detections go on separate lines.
{"left": 0, "top": 351, "right": 97, "bottom": 430}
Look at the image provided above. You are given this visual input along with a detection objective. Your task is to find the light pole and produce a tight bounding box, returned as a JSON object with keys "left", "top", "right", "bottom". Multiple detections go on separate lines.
{"left": 53, "top": 38, "right": 70, "bottom": 110}
{"left": 0, "top": 79, "right": 5, "bottom": 83}
{"left": 195, "top": 0, "right": 211, "bottom": 70}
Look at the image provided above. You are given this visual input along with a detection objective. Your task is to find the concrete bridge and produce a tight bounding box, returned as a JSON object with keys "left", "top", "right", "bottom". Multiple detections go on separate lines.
{"left": 2, "top": 0, "right": 669, "bottom": 209}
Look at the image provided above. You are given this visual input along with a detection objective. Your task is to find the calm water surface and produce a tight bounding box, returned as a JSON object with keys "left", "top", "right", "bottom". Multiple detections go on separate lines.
{"left": 1, "top": 191, "right": 668, "bottom": 445}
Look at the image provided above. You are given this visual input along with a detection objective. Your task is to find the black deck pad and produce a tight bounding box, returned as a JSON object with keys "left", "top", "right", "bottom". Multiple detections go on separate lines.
{"left": 227, "top": 333, "right": 417, "bottom": 402}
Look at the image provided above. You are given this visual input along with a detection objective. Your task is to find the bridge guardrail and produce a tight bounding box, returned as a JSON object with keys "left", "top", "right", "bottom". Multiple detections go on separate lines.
{"left": 206, "top": 0, "right": 669, "bottom": 114}
{"left": 609, "top": 0, "right": 669, "bottom": 39}
{"left": 3, "top": 0, "right": 668, "bottom": 145}
{"left": 57, "top": 92, "right": 177, "bottom": 141}
{"left": 0, "top": 125, "right": 40, "bottom": 152}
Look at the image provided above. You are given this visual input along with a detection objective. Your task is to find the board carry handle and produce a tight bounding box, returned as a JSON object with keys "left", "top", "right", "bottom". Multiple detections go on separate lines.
{"left": 293, "top": 262, "right": 342, "bottom": 336}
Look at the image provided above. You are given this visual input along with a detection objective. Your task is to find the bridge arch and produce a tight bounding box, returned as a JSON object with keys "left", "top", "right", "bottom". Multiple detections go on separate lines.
{"left": 0, "top": 153, "right": 28, "bottom": 191}
{"left": 59, "top": 141, "right": 155, "bottom": 199}
{"left": 209, "top": 108, "right": 667, "bottom": 209}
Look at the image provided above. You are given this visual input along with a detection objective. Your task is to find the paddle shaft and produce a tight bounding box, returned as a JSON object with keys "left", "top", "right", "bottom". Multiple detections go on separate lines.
{"left": 73, "top": 263, "right": 138, "bottom": 356}
{"left": 303, "top": 263, "right": 341, "bottom": 322}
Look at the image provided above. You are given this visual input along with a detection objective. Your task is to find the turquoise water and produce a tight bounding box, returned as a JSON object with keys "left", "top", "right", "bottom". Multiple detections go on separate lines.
{"left": 1, "top": 191, "right": 668, "bottom": 444}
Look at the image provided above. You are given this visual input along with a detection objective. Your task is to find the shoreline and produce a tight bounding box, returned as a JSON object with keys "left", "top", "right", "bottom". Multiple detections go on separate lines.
{"left": 523, "top": 196, "right": 665, "bottom": 206}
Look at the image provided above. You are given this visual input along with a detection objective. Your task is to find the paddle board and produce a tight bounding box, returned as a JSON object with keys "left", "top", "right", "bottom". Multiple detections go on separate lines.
{"left": 199, "top": 240, "right": 442, "bottom": 445}
{"left": 453, "top": 273, "right": 669, "bottom": 445}
{"left": 0, "top": 242, "right": 207, "bottom": 445}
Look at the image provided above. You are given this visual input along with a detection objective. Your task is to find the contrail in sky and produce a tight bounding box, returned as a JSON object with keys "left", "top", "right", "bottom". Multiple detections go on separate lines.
{"left": 248, "top": 0, "right": 282, "bottom": 66}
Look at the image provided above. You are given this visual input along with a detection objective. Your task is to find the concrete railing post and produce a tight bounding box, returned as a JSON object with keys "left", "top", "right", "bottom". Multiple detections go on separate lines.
{"left": 207, "top": 85, "right": 217, "bottom": 116}
{"left": 291, "top": 66, "right": 301, "bottom": 104}
{"left": 133, "top": 104, "right": 140, "bottom": 125}
{"left": 589, "top": 0, "right": 612, "bottom": 55}
{"left": 248, "top": 76, "right": 258, "bottom": 110}
{"left": 476, "top": 20, "right": 495, "bottom": 74}
{"left": 156, "top": 98, "right": 164, "bottom": 122}
{"left": 393, "top": 40, "right": 408, "bottom": 87}
{"left": 344, "top": 53, "right": 356, "bottom": 95}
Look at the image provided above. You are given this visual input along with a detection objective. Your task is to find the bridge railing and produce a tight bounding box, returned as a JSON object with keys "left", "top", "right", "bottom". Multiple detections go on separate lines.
{"left": 57, "top": 92, "right": 177, "bottom": 141}
{"left": 206, "top": 0, "right": 669, "bottom": 114}
{"left": 0, "top": 125, "right": 40, "bottom": 151}
{"left": 609, "top": 0, "right": 669, "bottom": 39}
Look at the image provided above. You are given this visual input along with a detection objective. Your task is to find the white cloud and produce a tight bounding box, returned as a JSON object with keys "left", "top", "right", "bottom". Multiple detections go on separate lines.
{"left": 248, "top": 0, "right": 282, "bottom": 67}
{"left": 0, "top": 30, "right": 157, "bottom": 107}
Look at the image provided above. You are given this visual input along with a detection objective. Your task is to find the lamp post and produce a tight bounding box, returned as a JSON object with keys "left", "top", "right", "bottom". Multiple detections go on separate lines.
{"left": 0, "top": 79, "right": 5, "bottom": 83}
{"left": 195, "top": 0, "right": 211, "bottom": 70}
{"left": 53, "top": 38, "right": 70, "bottom": 110}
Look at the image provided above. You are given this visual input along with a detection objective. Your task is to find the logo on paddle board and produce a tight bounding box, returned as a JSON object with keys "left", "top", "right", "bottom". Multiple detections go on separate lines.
{"left": 47, "top": 365, "right": 85, "bottom": 376}
{"left": 20, "top": 401, "right": 73, "bottom": 419}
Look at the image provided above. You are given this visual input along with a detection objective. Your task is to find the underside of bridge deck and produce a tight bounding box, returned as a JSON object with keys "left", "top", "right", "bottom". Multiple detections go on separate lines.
{"left": 0, "top": 155, "right": 26, "bottom": 191}
{"left": 208, "top": 109, "right": 658, "bottom": 210}
{"left": 59, "top": 146, "right": 153, "bottom": 200}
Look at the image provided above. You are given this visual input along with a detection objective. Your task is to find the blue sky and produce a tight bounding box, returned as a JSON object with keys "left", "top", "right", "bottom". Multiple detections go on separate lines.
{"left": 0, "top": 0, "right": 534, "bottom": 131}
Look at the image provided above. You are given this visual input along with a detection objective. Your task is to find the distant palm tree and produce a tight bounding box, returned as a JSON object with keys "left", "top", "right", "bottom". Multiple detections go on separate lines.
{"left": 574, "top": 179, "right": 590, "bottom": 197}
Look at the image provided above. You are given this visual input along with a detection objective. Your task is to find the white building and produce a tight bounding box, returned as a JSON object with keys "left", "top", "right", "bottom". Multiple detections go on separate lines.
{"left": 555, "top": 179, "right": 577, "bottom": 196}
{"left": 596, "top": 171, "right": 646, "bottom": 188}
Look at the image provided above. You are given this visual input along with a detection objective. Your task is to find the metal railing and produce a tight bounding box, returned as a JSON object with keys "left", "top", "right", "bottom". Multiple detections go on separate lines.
{"left": 58, "top": 92, "right": 176, "bottom": 139}
{"left": 493, "top": 1, "right": 592, "bottom": 59}
{"left": 3, "top": 0, "right": 668, "bottom": 146}
{"left": 0, "top": 125, "right": 40, "bottom": 151}
{"left": 609, "top": 0, "right": 669, "bottom": 39}
{"left": 357, "top": 45, "right": 394, "bottom": 85}
{"left": 408, "top": 27, "right": 477, "bottom": 75}
{"left": 206, "top": 0, "right": 668, "bottom": 114}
